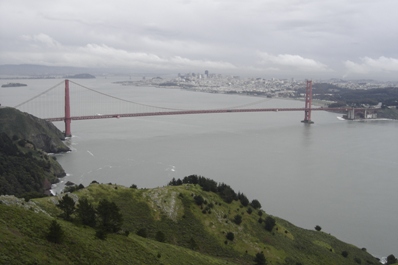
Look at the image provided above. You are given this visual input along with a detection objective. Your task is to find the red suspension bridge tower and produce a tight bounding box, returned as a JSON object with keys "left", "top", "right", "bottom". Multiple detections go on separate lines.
{"left": 60, "top": 79, "right": 317, "bottom": 137}
{"left": 64, "top": 80, "right": 72, "bottom": 137}
{"left": 301, "top": 80, "right": 314, "bottom": 124}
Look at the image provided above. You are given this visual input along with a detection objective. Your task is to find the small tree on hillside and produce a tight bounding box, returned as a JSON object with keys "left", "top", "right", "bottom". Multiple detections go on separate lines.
{"left": 238, "top": 192, "right": 249, "bottom": 207}
{"left": 76, "top": 197, "right": 96, "bottom": 227}
{"left": 226, "top": 232, "right": 234, "bottom": 241}
{"left": 194, "top": 195, "right": 204, "bottom": 205}
{"left": 96, "top": 199, "right": 123, "bottom": 233}
{"left": 136, "top": 228, "right": 148, "bottom": 238}
{"left": 315, "top": 225, "right": 322, "bottom": 231}
{"left": 233, "top": 214, "right": 242, "bottom": 225}
{"left": 250, "top": 199, "right": 262, "bottom": 209}
{"left": 57, "top": 194, "right": 75, "bottom": 221}
{"left": 46, "top": 220, "right": 64, "bottom": 244}
{"left": 155, "top": 231, "right": 166, "bottom": 242}
{"left": 254, "top": 252, "right": 267, "bottom": 265}
{"left": 264, "top": 216, "right": 276, "bottom": 232}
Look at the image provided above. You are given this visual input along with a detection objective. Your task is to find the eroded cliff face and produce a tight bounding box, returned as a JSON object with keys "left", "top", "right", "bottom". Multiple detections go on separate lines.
{"left": 0, "top": 107, "right": 70, "bottom": 153}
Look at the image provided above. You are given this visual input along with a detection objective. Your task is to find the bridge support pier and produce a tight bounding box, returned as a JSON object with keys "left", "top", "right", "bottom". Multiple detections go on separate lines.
{"left": 64, "top": 79, "right": 72, "bottom": 137}
{"left": 301, "top": 80, "right": 314, "bottom": 124}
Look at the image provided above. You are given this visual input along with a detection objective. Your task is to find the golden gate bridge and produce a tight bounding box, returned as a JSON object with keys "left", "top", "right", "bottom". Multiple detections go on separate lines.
{"left": 13, "top": 79, "right": 374, "bottom": 137}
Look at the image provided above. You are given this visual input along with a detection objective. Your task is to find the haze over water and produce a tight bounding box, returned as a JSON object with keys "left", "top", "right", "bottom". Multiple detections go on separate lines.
{"left": 2, "top": 77, "right": 397, "bottom": 258}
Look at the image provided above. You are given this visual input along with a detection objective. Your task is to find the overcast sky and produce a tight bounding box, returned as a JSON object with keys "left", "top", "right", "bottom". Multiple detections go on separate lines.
{"left": 1, "top": 0, "right": 398, "bottom": 80}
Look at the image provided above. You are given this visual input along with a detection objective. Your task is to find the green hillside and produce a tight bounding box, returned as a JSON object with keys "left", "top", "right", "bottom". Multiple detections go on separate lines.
{"left": 0, "top": 132, "right": 65, "bottom": 197}
{"left": 0, "top": 181, "right": 382, "bottom": 265}
{"left": 0, "top": 107, "right": 69, "bottom": 153}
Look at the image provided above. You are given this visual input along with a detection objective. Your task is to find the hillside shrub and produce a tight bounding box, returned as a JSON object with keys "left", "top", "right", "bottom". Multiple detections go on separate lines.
{"left": 136, "top": 228, "right": 147, "bottom": 238}
{"left": 76, "top": 197, "right": 96, "bottom": 227}
{"left": 238, "top": 192, "right": 249, "bottom": 206}
{"left": 254, "top": 252, "right": 267, "bottom": 265}
{"left": 315, "top": 225, "right": 322, "bottom": 231}
{"left": 194, "top": 195, "right": 204, "bottom": 205}
{"left": 46, "top": 220, "right": 64, "bottom": 244}
{"left": 57, "top": 194, "right": 75, "bottom": 221}
{"left": 264, "top": 216, "right": 276, "bottom": 232}
{"left": 387, "top": 254, "right": 397, "bottom": 264}
{"left": 233, "top": 214, "right": 242, "bottom": 225}
{"left": 96, "top": 199, "right": 123, "bottom": 233}
{"left": 342, "top": 250, "right": 348, "bottom": 257}
{"left": 155, "top": 231, "right": 166, "bottom": 242}
{"left": 95, "top": 228, "right": 107, "bottom": 240}
{"left": 250, "top": 199, "right": 262, "bottom": 209}
{"left": 226, "top": 232, "right": 234, "bottom": 241}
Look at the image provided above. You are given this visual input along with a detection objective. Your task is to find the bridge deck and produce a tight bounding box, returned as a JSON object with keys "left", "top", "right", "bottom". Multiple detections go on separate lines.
{"left": 45, "top": 107, "right": 364, "bottom": 122}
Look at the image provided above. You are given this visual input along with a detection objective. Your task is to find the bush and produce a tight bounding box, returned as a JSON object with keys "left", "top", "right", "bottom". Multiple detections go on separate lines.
{"left": 238, "top": 192, "right": 249, "bottom": 206}
{"left": 46, "top": 220, "right": 64, "bottom": 244}
{"left": 136, "top": 228, "right": 147, "bottom": 238}
{"left": 264, "top": 216, "right": 276, "bottom": 232}
{"left": 95, "top": 229, "right": 107, "bottom": 240}
{"left": 341, "top": 250, "right": 348, "bottom": 258}
{"left": 315, "top": 225, "right": 322, "bottom": 231}
{"left": 387, "top": 254, "right": 397, "bottom": 264}
{"left": 155, "top": 231, "right": 166, "bottom": 242}
{"left": 194, "top": 195, "right": 204, "bottom": 205}
{"left": 354, "top": 257, "right": 362, "bottom": 264}
{"left": 250, "top": 199, "right": 262, "bottom": 209}
{"left": 254, "top": 252, "right": 267, "bottom": 265}
{"left": 226, "top": 232, "right": 234, "bottom": 241}
{"left": 233, "top": 214, "right": 242, "bottom": 225}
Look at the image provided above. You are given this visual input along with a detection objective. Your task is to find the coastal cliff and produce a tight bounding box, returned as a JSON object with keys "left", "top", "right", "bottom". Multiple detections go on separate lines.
{"left": 0, "top": 107, "right": 69, "bottom": 153}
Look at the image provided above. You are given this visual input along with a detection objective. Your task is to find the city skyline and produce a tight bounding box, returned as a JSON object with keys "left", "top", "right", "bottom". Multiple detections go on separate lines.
{"left": 1, "top": 0, "right": 398, "bottom": 81}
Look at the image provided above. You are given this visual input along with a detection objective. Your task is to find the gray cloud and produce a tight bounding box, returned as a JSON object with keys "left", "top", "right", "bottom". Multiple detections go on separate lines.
{"left": 1, "top": 0, "right": 397, "bottom": 80}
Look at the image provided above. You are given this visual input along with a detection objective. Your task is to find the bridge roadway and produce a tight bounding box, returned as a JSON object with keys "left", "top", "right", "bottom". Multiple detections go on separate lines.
{"left": 45, "top": 107, "right": 359, "bottom": 122}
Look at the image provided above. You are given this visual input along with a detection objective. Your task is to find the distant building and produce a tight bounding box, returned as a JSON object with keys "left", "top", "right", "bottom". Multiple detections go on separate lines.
{"left": 205, "top": 70, "right": 209, "bottom": 77}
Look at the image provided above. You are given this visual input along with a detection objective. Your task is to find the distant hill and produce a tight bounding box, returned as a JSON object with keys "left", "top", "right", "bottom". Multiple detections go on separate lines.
{"left": 0, "top": 107, "right": 69, "bottom": 153}
{"left": 64, "top": 73, "right": 95, "bottom": 79}
{"left": 0, "top": 64, "right": 91, "bottom": 76}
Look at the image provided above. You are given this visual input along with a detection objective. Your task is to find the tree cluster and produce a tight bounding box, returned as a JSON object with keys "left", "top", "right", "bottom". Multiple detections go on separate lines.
{"left": 57, "top": 194, "right": 123, "bottom": 238}
{"left": 169, "top": 175, "right": 259, "bottom": 206}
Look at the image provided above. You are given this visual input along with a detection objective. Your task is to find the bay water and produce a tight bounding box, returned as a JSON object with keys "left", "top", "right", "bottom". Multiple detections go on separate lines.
{"left": 1, "top": 77, "right": 397, "bottom": 258}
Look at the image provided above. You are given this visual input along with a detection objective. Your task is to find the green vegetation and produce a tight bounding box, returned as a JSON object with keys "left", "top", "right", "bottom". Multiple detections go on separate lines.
{"left": 0, "top": 181, "right": 382, "bottom": 265}
{"left": 0, "top": 107, "right": 69, "bottom": 153}
{"left": 301, "top": 84, "right": 398, "bottom": 108}
{"left": 46, "top": 220, "right": 64, "bottom": 244}
{"left": 0, "top": 100, "right": 392, "bottom": 264}
{"left": 57, "top": 194, "right": 76, "bottom": 221}
{"left": 0, "top": 132, "right": 65, "bottom": 197}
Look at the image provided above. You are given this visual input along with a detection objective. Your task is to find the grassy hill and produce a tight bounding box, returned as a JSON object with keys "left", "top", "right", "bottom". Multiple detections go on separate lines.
{"left": 0, "top": 181, "right": 382, "bottom": 265}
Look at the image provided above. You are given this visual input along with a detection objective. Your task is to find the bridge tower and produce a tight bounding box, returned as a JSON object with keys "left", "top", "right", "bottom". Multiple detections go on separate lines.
{"left": 301, "top": 80, "right": 314, "bottom": 124}
{"left": 64, "top": 79, "right": 72, "bottom": 137}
